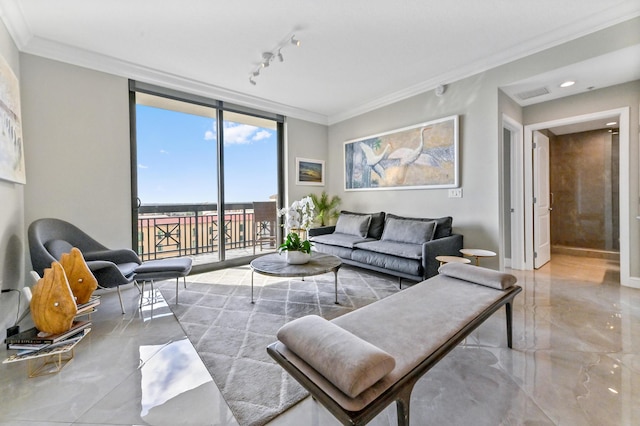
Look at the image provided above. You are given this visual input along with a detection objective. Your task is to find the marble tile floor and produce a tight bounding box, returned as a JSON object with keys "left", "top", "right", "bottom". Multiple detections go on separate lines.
{"left": 0, "top": 254, "right": 637, "bottom": 425}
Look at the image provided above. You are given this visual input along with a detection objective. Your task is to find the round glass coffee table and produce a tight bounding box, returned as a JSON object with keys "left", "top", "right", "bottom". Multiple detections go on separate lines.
{"left": 250, "top": 252, "right": 342, "bottom": 304}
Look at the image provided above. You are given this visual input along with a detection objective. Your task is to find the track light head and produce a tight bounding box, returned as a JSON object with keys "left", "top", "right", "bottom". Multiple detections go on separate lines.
{"left": 249, "top": 76, "right": 257, "bottom": 85}
{"left": 277, "top": 50, "right": 284, "bottom": 62}
{"left": 291, "top": 35, "right": 300, "bottom": 47}
{"left": 262, "top": 52, "right": 273, "bottom": 67}
{"left": 252, "top": 69, "right": 260, "bottom": 77}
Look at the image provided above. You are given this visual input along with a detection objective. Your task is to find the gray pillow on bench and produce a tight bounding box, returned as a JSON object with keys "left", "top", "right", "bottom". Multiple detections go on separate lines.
{"left": 439, "top": 262, "right": 517, "bottom": 290}
{"left": 277, "top": 315, "right": 396, "bottom": 398}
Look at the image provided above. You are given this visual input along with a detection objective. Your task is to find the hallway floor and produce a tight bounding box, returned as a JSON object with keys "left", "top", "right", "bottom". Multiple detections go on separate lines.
{"left": 1, "top": 255, "right": 637, "bottom": 425}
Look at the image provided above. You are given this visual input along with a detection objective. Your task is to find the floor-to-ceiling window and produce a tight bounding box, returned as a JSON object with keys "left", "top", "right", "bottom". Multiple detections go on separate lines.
{"left": 129, "top": 82, "right": 283, "bottom": 269}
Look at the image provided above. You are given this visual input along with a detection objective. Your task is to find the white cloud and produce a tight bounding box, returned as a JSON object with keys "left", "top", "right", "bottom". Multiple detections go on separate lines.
{"left": 159, "top": 149, "right": 169, "bottom": 154}
{"left": 224, "top": 122, "right": 258, "bottom": 144}
{"left": 138, "top": 164, "right": 149, "bottom": 169}
{"left": 253, "top": 130, "right": 271, "bottom": 141}
{"left": 203, "top": 121, "right": 272, "bottom": 145}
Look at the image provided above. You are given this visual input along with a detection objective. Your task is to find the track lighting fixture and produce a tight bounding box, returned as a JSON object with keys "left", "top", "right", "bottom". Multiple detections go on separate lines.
{"left": 262, "top": 52, "right": 273, "bottom": 67}
{"left": 249, "top": 33, "right": 300, "bottom": 85}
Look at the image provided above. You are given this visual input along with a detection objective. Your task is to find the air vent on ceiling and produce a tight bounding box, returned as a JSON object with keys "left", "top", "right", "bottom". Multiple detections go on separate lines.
{"left": 516, "top": 86, "right": 550, "bottom": 100}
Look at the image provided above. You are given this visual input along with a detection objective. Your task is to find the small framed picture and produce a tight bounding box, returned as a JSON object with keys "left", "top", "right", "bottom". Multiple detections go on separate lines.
{"left": 296, "top": 157, "right": 325, "bottom": 186}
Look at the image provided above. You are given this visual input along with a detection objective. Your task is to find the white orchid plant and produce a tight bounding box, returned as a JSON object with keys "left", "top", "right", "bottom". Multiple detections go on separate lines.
{"left": 277, "top": 196, "right": 315, "bottom": 254}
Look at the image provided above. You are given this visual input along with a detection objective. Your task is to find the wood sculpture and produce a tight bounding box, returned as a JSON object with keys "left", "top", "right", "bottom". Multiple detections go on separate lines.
{"left": 30, "top": 262, "right": 78, "bottom": 334}
{"left": 60, "top": 247, "right": 98, "bottom": 304}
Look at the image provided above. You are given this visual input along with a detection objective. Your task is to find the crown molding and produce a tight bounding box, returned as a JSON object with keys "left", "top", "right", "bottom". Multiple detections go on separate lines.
{"left": 0, "top": 0, "right": 32, "bottom": 49}
{"left": 2, "top": 0, "right": 639, "bottom": 127}
{"left": 21, "top": 36, "right": 329, "bottom": 125}
{"left": 328, "top": 4, "right": 640, "bottom": 125}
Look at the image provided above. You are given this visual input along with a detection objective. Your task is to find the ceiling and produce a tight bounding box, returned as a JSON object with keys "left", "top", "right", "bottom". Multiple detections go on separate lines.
{"left": 1, "top": 0, "right": 639, "bottom": 125}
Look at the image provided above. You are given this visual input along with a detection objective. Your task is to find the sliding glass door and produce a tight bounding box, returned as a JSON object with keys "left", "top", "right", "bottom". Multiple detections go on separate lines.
{"left": 130, "top": 83, "right": 283, "bottom": 268}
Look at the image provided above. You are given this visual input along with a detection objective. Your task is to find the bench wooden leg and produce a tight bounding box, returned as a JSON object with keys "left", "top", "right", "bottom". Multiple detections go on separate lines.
{"left": 395, "top": 386, "right": 413, "bottom": 426}
{"left": 505, "top": 301, "right": 513, "bottom": 349}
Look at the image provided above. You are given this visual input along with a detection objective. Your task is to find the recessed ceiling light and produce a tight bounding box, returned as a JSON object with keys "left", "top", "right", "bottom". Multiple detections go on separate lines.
{"left": 606, "top": 121, "right": 617, "bottom": 126}
{"left": 560, "top": 80, "right": 575, "bottom": 88}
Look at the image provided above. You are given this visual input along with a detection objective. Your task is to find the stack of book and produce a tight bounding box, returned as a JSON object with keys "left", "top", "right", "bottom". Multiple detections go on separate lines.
{"left": 4, "top": 320, "right": 92, "bottom": 353}
{"left": 75, "top": 295, "right": 101, "bottom": 317}
{"left": 4, "top": 296, "right": 99, "bottom": 354}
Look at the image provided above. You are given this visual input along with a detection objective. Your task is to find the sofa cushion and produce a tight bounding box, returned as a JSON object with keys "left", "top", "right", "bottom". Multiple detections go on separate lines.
{"left": 341, "top": 211, "right": 386, "bottom": 239}
{"left": 351, "top": 249, "right": 422, "bottom": 276}
{"left": 380, "top": 218, "right": 436, "bottom": 245}
{"left": 335, "top": 213, "right": 372, "bottom": 238}
{"left": 312, "top": 242, "right": 356, "bottom": 260}
{"left": 311, "top": 233, "right": 371, "bottom": 249}
{"left": 386, "top": 214, "right": 453, "bottom": 239}
{"left": 355, "top": 240, "right": 422, "bottom": 260}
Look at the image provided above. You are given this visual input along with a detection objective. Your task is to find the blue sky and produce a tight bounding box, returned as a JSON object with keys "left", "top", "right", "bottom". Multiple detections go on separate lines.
{"left": 136, "top": 105, "right": 278, "bottom": 204}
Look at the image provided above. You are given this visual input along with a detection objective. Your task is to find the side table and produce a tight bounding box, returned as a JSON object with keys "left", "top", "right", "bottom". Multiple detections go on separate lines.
{"left": 435, "top": 255, "right": 471, "bottom": 267}
{"left": 459, "top": 248, "right": 497, "bottom": 266}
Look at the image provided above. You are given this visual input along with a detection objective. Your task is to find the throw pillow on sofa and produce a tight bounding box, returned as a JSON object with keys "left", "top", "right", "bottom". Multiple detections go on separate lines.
{"left": 381, "top": 218, "right": 437, "bottom": 244}
{"left": 385, "top": 214, "right": 452, "bottom": 239}
{"left": 340, "top": 211, "right": 386, "bottom": 239}
{"left": 335, "top": 213, "right": 372, "bottom": 238}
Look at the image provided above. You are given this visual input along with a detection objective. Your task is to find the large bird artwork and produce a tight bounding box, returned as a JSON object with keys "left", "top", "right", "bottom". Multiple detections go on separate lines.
{"left": 346, "top": 116, "right": 458, "bottom": 190}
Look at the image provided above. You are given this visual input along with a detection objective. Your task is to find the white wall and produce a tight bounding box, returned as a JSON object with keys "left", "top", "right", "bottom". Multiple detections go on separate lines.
{"left": 0, "top": 20, "right": 24, "bottom": 338}
{"left": 328, "top": 73, "right": 503, "bottom": 268}
{"left": 285, "top": 118, "right": 329, "bottom": 204}
{"left": 326, "top": 17, "right": 640, "bottom": 272}
{"left": 20, "top": 54, "right": 132, "bottom": 250}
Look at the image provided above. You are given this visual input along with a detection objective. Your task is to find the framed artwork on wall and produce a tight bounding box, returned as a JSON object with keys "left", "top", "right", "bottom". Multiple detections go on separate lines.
{"left": 296, "top": 157, "right": 324, "bottom": 186}
{"left": 344, "top": 115, "right": 459, "bottom": 191}
{"left": 0, "top": 53, "right": 25, "bottom": 184}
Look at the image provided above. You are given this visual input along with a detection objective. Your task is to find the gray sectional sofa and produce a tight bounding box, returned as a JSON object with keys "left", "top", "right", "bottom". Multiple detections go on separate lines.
{"left": 308, "top": 211, "right": 463, "bottom": 283}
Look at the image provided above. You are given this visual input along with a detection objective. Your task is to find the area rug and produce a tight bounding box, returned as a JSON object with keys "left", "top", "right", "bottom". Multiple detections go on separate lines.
{"left": 156, "top": 264, "right": 401, "bottom": 426}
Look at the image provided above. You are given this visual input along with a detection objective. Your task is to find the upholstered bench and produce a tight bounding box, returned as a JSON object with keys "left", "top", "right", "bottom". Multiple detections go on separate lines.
{"left": 267, "top": 263, "right": 521, "bottom": 426}
{"left": 134, "top": 257, "right": 193, "bottom": 304}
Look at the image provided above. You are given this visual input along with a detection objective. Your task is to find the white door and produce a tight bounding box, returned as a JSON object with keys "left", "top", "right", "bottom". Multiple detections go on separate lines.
{"left": 533, "top": 131, "right": 551, "bottom": 268}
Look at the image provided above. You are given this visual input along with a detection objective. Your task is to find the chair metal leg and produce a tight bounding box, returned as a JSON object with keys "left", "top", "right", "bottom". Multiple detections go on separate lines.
{"left": 116, "top": 286, "right": 126, "bottom": 314}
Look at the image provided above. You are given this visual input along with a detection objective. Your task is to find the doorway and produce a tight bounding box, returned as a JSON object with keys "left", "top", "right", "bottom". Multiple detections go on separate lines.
{"left": 547, "top": 127, "right": 620, "bottom": 259}
{"left": 509, "top": 107, "right": 631, "bottom": 286}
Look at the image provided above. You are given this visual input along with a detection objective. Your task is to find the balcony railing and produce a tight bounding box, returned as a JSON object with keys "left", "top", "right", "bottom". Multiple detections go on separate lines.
{"left": 137, "top": 202, "right": 277, "bottom": 261}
